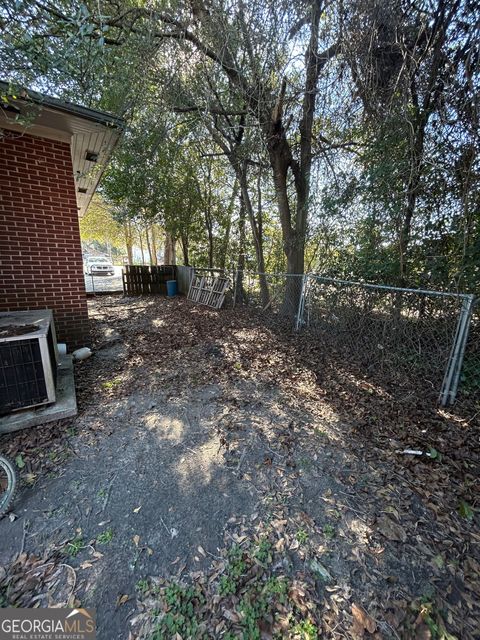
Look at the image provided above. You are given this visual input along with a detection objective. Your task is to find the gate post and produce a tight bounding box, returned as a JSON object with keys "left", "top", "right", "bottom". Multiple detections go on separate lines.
{"left": 439, "top": 294, "right": 475, "bottom": 406}
{"left": 295, "top": 273, "right": 308, "bottom": 331}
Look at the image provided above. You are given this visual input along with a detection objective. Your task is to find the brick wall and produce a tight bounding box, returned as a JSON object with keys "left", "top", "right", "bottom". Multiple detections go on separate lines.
{"left": 0, "top": 132, "right": 90, "bottom": 348}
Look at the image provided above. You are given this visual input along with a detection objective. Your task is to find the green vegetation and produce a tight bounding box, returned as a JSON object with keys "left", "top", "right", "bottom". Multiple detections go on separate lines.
{"left": 97, "top": 529, "right": 114, "bottom": 545}
{"left": 0, "top": 586, "right": 9, "bottom": 607}
{"left": 101, "top": 376, "right": 122, "bottom": 390}
{"left": 253, "top": 537, "right": 273, "bottom": 567}
{"left": 292, "top": 619, "right": 319, "bottom": 640}
{"left": 136, "top": 579, "right": 149, "bottom": 593}
{"left": 151, "top": 583, "right": 205, "bottom": 639}
{"left": 65, "top": 537, "right": 84, "bottom": 557}
{"left": 1, "top": 1, "right": 476, "bottom": 292}
{"left": 142, "top": 534, "right": 320, "bottom": 639}
{"left": 458, "top": 501, "right": 474, "bottom": 521}
{"left": 238, "top": 579, "right": 289, "bottom": 640}
{"left": 296, "top": 529, "right": 309, "bottom": 544}
{"left": 323, "top": 524, "right": 335, "bottom": 540}
{"left": 218, "top": 544, "right": 247, "bottom": 596}
{"left": 417, "top": 598, "right": 458, "bottom": 640}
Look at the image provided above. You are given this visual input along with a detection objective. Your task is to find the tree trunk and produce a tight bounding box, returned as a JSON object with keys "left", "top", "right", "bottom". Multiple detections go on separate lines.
{"left": 263, "top": 6, "right": 328, "bottom": 318}
{"left": 181, "top": 233, "right": 190, "bottom": 266}
{"left": 124, "top": 220, "right": 133, "bottom": 264}
{"left": 219, "top": 178, "right": 238, "bottom": 270}
{"left": 398, "top": 112, "right": 427, "bottom": 286}
{"left": 206, "top": 223, "right": 214, "bottom": 268}
{"left": 145, "top": 224, "right": 153, "bottom": 265}
{"left": 150, "top": 225, "right": 158, "bottom": 265}
{"left": 235, "top": 190, "right": 247, "bottom": 305}
{"left": 164, "top": 232, "right": 176, "bottom": 265}
{"left": 236, "top": 162, "right": 269, "bottom": 306}
{"left": 200, "top": 164, "right": 215, "bottom": 269}
{"left": 138, "top": 226, "right": 145, "bottom": 265}
{"left": 204, "top": 122, "right": 267, "bottom": 301}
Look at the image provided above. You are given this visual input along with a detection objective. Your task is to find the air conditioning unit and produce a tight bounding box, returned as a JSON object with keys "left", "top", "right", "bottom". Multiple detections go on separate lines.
{"left": 0, "top": 310, "right": 59, "bottom": 414}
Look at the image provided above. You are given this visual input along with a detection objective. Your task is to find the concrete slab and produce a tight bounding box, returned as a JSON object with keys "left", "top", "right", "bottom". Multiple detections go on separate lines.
{"left": 0, "top": 355, "right": 77, "bottom": 434}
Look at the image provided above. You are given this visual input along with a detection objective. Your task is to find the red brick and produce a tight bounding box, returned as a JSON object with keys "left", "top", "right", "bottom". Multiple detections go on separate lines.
{"left": 0, "top": 133, "right": 90, "bottom": 348}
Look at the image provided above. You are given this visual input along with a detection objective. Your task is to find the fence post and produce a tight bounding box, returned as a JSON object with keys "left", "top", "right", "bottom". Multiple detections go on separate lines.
{"left": 439, "top": 294, "right": 475, "bottom": 406}
{"left": 295, "top": 273, "right": 308, "bottom": 331}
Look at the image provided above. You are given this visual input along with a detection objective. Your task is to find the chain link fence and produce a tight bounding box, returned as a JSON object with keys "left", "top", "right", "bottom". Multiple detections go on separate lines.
{"left": 299, "top": 275, "right": 478, "bottom": 408}
{"left": 226, "top": 270, "right": 478, "bottom": 413}
{"left": 233, "top": 271, "right": 304, "bottom": 319}
{"left": 145, "top": 264, "right": 479, "bottom": 414}
{"left": 84, "top": 267, "right": 124, "bottom": 294}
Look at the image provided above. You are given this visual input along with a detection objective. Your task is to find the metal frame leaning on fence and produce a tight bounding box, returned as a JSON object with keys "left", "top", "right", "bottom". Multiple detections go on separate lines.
{"left": 438, "top": 294, "right": 476, "bottom": 407}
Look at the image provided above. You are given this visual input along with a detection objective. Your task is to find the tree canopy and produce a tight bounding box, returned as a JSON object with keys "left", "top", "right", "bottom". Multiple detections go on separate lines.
{"left": 1, "top": 0, "right": 478, "bottom": 293}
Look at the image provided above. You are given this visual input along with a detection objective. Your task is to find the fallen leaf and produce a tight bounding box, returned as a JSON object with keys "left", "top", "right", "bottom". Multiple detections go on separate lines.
{"left": 377, "top": 516, "right": 407, "bottom": 543}
{"left": 133, "top": 506, "right": 142, "bottom": 513}
{"left": 133, "top": 535, "right": 140, "bottom": 547}
{"left": 223, "top": 609, "right": 240, "bottom": 623}
{"left": 24, "top": 473, "right": 37, "bottom": 485}
{"left": 116, "top": 594, "right": 130, "bottom": 607}
{"left": 288, "top": 539, "right": 299, "bottom": 551}
{"left": 351, "top": 602, "right": 376, "bottom": 637}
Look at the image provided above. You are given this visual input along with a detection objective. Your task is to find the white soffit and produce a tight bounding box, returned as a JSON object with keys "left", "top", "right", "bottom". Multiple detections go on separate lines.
{"left": 0, "top": 97, "right": 123, "bottom": 217}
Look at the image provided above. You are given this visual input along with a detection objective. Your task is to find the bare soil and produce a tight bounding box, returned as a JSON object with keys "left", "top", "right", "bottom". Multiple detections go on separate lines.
{"left": 0, "top": 295, "right": 478, "bottom": 639}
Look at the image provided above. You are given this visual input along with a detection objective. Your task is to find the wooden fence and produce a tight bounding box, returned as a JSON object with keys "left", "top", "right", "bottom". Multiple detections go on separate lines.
{"left": 122, "top": 265, "right": 176, "bottom": 296}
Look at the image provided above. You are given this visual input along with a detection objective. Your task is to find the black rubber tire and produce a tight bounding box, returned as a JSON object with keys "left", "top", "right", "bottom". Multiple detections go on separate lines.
{"left": 0, "top": 455, "right": 18, "bottom": 518}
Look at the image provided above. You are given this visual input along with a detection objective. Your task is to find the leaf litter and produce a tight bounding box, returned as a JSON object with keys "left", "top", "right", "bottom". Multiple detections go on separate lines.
{"left": 0, "top": 295, "right": 478, "bottom": 639}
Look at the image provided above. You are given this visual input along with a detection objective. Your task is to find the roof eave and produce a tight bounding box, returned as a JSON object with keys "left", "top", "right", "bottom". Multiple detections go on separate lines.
{"left": 0, "top": 80, "right": 125, "bottom": 130}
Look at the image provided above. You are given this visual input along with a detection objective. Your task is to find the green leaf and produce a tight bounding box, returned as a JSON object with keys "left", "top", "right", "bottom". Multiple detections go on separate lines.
{"left": 433, "top": 554, "right": 444, "bottom": 569}
{"left": 15, "top": 454, "right": 25, "bottom": 469}
{"left": 458, "top": 501, "right": 474, "bottom": 520}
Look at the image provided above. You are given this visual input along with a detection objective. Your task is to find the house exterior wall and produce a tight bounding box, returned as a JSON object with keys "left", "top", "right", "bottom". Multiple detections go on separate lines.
{"left": 0, "top": 132, "right": 90, "bottom": 348}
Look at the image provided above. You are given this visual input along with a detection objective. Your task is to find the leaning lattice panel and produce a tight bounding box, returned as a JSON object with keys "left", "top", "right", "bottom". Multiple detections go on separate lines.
{"left": 198, "top": 275, "right": 215, "bottom": 305}
{"left": 208, "top": 277, "right": 229, "bottom": 309}
{"left": 187, "top": 275, "right": 204, "bottom": 302}
{"left": 187, "top": 272, "right": 229, "bottom": 309}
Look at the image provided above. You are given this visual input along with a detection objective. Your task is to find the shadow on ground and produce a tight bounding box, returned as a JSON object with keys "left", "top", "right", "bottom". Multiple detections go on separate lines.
{"left": 0, "top": 295, "right": 478, "bottom": 639}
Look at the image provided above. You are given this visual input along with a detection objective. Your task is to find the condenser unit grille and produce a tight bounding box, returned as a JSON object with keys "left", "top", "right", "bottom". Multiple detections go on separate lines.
{"left": 0, "top": 339, "right": 49, "bottom": 413}
{"left": 0, "top": 310, "right": 58, "bottom": 414}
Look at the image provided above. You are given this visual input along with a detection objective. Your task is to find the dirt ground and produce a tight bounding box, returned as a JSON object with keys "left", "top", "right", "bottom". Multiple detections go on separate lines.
{"left": 0, "top": 296, "right": 479, "bottom": 640}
